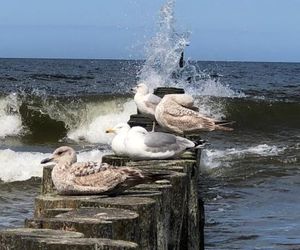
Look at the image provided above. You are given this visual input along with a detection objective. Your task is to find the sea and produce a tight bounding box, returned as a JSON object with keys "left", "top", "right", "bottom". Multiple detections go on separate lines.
{"left": 0, "top": 0, "right": 300, "bottom": 249}
{"left": 0, "top": 58, "right": 299, "bottom": 250}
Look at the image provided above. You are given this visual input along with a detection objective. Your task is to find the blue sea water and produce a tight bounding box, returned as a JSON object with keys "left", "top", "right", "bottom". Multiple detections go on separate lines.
{"left": 0, "top": 0, "right": 300, "bottom": 248}
{"left": 0, "top": 58, "right": 299, "bottom": 249}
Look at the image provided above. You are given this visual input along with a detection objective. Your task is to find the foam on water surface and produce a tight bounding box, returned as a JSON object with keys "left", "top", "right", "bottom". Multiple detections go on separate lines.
{"left": 0, "top": 94, "right": 23, "bottom": 138}
{"left": 201, "top": 144, "right": 286, "bottom": 169}
{"left": 67, "top": 100, "right": 136, "bottom": 144}
{"left": 0, "top": 148, "right": 107, "bottom": 182}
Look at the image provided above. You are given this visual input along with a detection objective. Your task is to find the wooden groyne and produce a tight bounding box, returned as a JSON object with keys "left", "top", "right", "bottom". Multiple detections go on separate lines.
{"left": 0, "top": 87, "right": 205, "bottom": 250}
{"left": 0, "top": 152, "right": 204, "bottom": 250}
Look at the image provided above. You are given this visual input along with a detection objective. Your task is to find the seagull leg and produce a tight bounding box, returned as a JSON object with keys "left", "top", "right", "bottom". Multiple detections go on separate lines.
{"left": 151, "top": 121, "right": 156, "bottom": 132}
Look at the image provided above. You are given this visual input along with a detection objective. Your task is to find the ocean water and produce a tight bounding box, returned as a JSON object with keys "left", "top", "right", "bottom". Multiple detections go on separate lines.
{"left": 1, "top": 0, "right": 300, "bottom": 249}
{"left": 0, "top": 58, "right": 299, "bottom": 250}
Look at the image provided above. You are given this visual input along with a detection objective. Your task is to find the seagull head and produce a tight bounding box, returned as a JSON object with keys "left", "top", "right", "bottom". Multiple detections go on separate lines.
{"left": 131, "top": 83, "right": 149, "bottom": 95}
{"left": 41, "top": 146, "right": 77, "bottom": 165}
{"left": 106, "top": 123, "right": 130, "bottom": 135}
{"left": 128, "top": 126, "right": 148, "bottom": 136}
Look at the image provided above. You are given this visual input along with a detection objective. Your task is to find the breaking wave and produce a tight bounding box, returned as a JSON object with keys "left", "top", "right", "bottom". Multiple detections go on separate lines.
{"left": 67, "top": 100, "right": 137, "bottom": 144}
{"left": 0, "top": 93, "right": 23, "bottom": 139}
{"left": 0, "top": 148, "right": 107, "bottom": 182}
{"left": 0, "top": 91, "right": 298, "bottom": 144}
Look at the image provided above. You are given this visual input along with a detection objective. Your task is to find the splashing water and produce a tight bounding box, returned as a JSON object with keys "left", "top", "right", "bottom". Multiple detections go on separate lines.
{"left": 67, "top": 100, "right": 136, "bottom": 144}
{"left": 0, "top": 93, "right": 23, "bottom": 139}
{"left": 138, "top": 0, "right": 189, "bottom": 89}
{"left": 138, "top": 0, "right": 244, "bottom": 120}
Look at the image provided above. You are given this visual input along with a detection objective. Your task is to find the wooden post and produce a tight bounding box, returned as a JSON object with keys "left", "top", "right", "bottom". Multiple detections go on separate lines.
{"left": 33, "top": 194, "right": 157, "bottom": 250}
{"left": 26, "top": 207, "right": 139, "bottom": 244}
{"left": 0, "top": 228, "right": 138, "bottom": 249}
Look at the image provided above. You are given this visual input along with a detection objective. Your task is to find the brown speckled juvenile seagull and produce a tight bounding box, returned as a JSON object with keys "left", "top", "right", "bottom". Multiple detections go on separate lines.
{"left": 155, "top": 94, "right": 234, "bottom": 135}
{"left": 41, "top": 146, "right": 168, "bottom": 195}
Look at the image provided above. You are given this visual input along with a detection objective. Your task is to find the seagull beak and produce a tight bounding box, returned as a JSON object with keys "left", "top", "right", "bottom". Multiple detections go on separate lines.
{"left": 105, "top": 128, "right": 115, "bottom": 134}
{"left": 41, "top": 157, "right": 53, "bottom": 164}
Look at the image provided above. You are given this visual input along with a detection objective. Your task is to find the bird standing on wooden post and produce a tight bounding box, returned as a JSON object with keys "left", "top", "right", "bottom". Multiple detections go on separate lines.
{"left": 155, "top": 94, "right": 234, "bottom": 135}
{"left": 41, "top": 146, "right": 170, "bottom": 195}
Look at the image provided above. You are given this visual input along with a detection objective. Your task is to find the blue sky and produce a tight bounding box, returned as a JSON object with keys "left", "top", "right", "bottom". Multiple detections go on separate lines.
{"left": 1, "top": 0, "right": 300, "bottom": 62}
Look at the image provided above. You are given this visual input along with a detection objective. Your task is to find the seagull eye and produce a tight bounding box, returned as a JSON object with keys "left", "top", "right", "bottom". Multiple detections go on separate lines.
{"left": 57, "top": 151, "right": 64, "bottom": 155}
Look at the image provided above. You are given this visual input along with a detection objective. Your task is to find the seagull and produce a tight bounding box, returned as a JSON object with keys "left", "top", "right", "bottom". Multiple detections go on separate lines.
{"left": 155, "top": 94, "right": 234, "bottom": 135}
{"left": 105, "top": 123, "right": 130, "bottom": 156}
{"left": 124, "top": 126, "right": 204, "bottom": 160}
{"left": 41, "top": 146, "right": 169, "bottom": 195}
{"left": 131, "top": 83, "right": 161, "bottom": 120}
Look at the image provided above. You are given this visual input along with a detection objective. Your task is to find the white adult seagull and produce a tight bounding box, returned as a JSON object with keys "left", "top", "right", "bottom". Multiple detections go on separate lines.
{"left": 124, "top": 126, "right": 203, "bottom": 160}
{"left": 105, "top": 123, "right": 130, "bottom": 156}
{"left": 131, "top": 83, "right": 161, "bottom": 119}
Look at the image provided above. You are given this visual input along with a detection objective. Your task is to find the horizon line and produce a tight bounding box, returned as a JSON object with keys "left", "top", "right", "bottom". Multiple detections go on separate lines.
{"left": 0, "top": 56, "right": 299, "bottom": 64}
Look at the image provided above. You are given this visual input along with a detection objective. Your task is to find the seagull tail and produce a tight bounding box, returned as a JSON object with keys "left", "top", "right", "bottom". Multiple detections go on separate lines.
{"left": 214, "top": 120, "right": 235, "bottom": 131}
{"left": 193, "top": 139, "right": 209, "bottom": 148}
{"left": 215, "top": 124, "right": 234, "bottom": 131}
{"left": 215, "top": 120, "right": 236, "bottom": 126}
{"left": 143, "top": 170, "right": 172, "bottom": 182}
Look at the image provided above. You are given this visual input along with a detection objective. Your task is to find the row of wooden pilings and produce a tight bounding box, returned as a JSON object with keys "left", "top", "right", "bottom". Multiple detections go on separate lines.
{"left": 0, "top": 87, "right": 205, "bottom": 250}
{"left": 0, "top": 152, "right": 205, "bottom": 250}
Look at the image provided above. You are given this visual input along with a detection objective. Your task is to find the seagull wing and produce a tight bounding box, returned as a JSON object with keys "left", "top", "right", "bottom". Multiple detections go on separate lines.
{"left": 70, "top": 161, "right": 106, "bottom": 176}
{"left": 144, "top": 93, "right": 161, "bottom": 109}
{"left": 70, "top": 163, "right": 145, "bottom": 194}
{"left": 164, "top": 103, "right": 217, "bottom": 131}
{"left": 170, "top": 94, "right": 199, "bottom": 111}
{"left": 143, "top": 132, "right": 194, "bottom": 154}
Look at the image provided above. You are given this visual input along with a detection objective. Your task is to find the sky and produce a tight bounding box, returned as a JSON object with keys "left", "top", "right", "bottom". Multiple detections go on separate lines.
{"left": 1, "top": 0, "right": 300, "bottom": 62}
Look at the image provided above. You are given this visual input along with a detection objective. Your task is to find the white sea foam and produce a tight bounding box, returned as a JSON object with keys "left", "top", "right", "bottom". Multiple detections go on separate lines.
{"left": 77, "top": 149, "right": 107, "bottom": 162}
{"left": 186, "top": 79, "right": 242, "bottom": 121}
{"left": 0, "top": 149, "right": 48, "bottom": 182}
{"left": 0, "top": 94, "right": 23, "bottom": 139}
{"left": 0, "top": 115, "right": 23, "bottom": 139}
{"left": 192, "top": 79, "right": 245, "bottom": 98}
{"left": 201, "top": 144, "right": 285, "bottom": 169}
{"left": 67, "top": 100, "right": 136, "bottom": 144}
{"left": 0, "top": 148, "right": 106, "bottom": 182}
